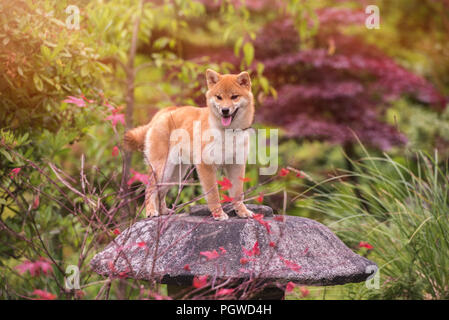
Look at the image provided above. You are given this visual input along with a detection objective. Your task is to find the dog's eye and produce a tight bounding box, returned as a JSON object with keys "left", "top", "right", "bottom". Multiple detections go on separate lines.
{"left": 231, "top": 95, "right": 239, "bottom": 100}
{"left": 216, "top": 95, "right": 222, "bottom": 100}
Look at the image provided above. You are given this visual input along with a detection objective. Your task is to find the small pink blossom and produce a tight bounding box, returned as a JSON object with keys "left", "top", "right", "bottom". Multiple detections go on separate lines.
{"left": 16, "top": 257, "right": 53, "bottom": 277}
{"left": 9, "top": 167, "right": 21, "bottom": 179}
{"left": 63, "top": 96, "right": 86, "bottom": 107}
{"left": 216, "top": 288, "right": 234, "bottom": 296}
{"left": 106, "top": 113, "right": 125, "bottom": 128}
{"left": 32, "top": 289, "right": 56, "bottom": 300}
{"left": 112, "top": 146, "right": 119, "bottom": 157}
{"left": 127, "top": 169, "right": 150, "bottom": 185}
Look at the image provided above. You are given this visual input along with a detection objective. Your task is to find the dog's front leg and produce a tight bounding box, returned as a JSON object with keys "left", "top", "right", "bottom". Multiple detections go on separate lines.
{"left": 225, "top": 164, "right": 254, "bottom": 218}
{"left": 196, "top": 164, "right": 228, "bottom": 220}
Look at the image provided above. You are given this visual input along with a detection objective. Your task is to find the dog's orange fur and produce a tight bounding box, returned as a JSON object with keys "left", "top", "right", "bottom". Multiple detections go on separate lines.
{"left": 124, "top": 69, "right": 255, "bottom": 220}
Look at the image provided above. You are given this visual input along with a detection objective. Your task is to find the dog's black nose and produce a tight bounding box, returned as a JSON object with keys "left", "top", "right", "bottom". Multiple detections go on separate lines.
{"left": 222, "top": 108, "right": 230, "bottom": 116}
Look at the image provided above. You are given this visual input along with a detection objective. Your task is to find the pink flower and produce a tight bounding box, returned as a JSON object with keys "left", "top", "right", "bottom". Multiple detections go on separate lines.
{"left": 9, "top": 167, "right": 21, "bottom": 179}
{"left": 216, "top": 288, "right": 234, "bottom": 296}
{"left": 104, "top": 100, "right": 115, "bottom": 112}
{"left": 193, "top": 275, "right": 208, "bottom": 288}
{"left": 286, "top": 281, "right": 296, "bottom": 293}
{"left": 32, "top": 194, "right": 40, "bottom": 210}
{"left": 127, "top": 169, "right": 150, "bottom": 185}
{"left": 32, "top": 289, "right": 56, "bottom": 300}
{"left": 63, "top": 96, "right": 86, "bottom": 107}
{"left": 219, "top": 247, "right": 227, "bottom": 254}
{"left": 106, "top": 113, "right": 125, "bottom": 128}
{"left": 112, "top": 146, "right": 119, "bottom": 157}
{"left": 217, "top": 177, "right": 232, "bottom": 191}
{"left": 81, "top": 94, "right": 94, "bottom": 103}
{"left": 279, "top": 168, "right": 290, "bottom": 177}
{"left": 359, "top": 241, "right": 374, "bottom": 250}
{"left": 200, "top": 250, "right": 220, "bottom": 260}
{"left": 16, "top": 257, "right": 53, "bottom": 277}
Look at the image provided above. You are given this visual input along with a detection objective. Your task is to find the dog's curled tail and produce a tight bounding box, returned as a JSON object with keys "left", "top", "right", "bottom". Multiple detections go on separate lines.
{"left": 124, "top": 124, "right": 151, "bottom": 152}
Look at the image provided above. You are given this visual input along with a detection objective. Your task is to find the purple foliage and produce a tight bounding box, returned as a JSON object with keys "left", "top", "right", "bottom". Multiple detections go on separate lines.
{"left": 253, "top": 8, "right": 445, "bottom": 150}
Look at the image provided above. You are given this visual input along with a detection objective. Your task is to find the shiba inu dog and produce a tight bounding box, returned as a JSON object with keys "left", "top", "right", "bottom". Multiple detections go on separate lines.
{"left": 124, "top": 69, "right": 255, "bottom": 220}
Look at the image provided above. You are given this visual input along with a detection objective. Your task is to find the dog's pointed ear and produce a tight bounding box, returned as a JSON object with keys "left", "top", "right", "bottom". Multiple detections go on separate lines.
{"left": 236, "top": 71, "right": 251, "bottom": 89}
{"left": 206, "top": 69, "right": 221, "bottom": 89}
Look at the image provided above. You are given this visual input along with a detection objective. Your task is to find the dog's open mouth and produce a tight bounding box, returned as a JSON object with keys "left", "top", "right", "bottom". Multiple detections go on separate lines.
{"left": 221, "top": 109, "right": 238, "bottom": 127}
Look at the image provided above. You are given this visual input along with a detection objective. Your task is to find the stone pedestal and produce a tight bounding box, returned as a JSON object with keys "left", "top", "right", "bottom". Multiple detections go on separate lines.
{"left": 90, "top": 205, "right": 377, "bottom": 299}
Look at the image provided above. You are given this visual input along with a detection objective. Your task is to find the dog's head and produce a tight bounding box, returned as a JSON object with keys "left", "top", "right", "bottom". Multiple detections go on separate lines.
{"left": 205, "top": 69, "right": 254, "bottom": 129}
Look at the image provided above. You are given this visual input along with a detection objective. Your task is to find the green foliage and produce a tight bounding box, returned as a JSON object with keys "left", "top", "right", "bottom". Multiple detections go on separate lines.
{"left": 299, "top": 151, "right": 449, "bottom": 299}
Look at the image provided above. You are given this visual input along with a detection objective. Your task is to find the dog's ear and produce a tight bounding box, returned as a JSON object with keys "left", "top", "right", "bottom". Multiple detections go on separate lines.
{"left": 236, "top": 71, "right": 251, "bottom": 89}
{"left": 206, "top": 69, "right": 221, "bottom": 89}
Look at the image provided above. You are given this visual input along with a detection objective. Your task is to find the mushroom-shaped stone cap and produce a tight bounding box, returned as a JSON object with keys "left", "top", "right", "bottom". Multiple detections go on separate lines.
{"left": 90, "top": 205, "right": 377, "bottom": 286}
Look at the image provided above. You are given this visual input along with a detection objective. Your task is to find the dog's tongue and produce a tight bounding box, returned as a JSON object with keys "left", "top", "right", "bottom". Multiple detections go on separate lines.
{"left": 221, "top": 116, "right": 232, "bottom": 127}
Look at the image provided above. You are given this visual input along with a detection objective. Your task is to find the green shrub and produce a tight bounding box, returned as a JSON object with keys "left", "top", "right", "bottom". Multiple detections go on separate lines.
{"left": 299, "top": 150, "right": 449, "bottom": 299}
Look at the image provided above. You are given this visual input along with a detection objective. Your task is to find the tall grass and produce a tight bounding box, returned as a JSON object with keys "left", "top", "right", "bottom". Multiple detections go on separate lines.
{"left": 298, "top": 150, "right": 449, "bottom": 299}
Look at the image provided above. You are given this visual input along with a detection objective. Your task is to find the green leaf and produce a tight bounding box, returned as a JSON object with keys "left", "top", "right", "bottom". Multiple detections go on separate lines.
{"left": 243, "top": 42, "right": 254, "bottom": 67}
{"left": 33, "top": 73, "right": 44, "bottom": 91}
{"left": 0, "top": 149, "right": 13, "bottom": 162}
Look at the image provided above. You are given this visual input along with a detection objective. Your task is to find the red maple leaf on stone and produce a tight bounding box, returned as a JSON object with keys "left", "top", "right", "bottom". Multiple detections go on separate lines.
{"left": 183, "top": 264, "right": 191, "bottom": 271}
{"left": 242, "top": 241, "right": 260, "bottom": 257}
{"left": 200, "top": 250, "right": 220, "bottom": 260}
{"left": 137, "top": 242, "right": 147, "bottom": 248}
{"left": 253, "top": 214, "right": 272, "bottom": 233}
{"left": 193, "top": 275, "right": 208, "bottom": 288}
{"left": 280, "top": 256, "right": 302, "bottom": 272}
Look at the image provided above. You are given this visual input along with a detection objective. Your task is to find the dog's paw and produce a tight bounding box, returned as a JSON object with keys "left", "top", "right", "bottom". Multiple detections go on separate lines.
{"left": 212, "top": 210, "right": 229, "bottom": 221}
{"left": 236, "top": 207, "right": 254, "bottom": 218}
{"left": 146, "top": 210, "right": 160, "bottom": 218}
